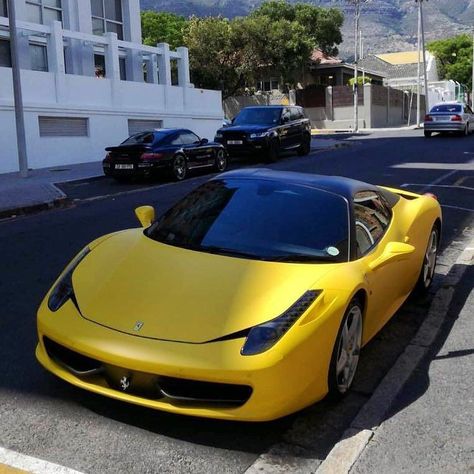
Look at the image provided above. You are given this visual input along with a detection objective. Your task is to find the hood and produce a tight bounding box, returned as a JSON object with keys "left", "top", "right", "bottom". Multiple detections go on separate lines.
{"left": 218, "top": 125, "right": 274, "bottom": 134}
{"left": 73, "top": 230, "right": 332, "bottom": 343}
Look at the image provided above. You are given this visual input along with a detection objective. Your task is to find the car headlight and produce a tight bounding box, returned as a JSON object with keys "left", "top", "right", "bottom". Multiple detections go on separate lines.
{"left": 241, "top": 290, "right": 321, "bottom": 356}
{"left": 249, "top": 131, "right": 269, "bottom": 139}
{"left": 48, "top": 247, "right": 90, "bottom": 312}
{"left": 215, "top": 132, "right": 223, "bottom": 139}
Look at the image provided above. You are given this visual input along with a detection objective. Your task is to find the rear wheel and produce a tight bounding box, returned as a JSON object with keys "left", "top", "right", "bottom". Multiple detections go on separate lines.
{"left": 297, "top": 135, "right": 311, "bottom": 156}
{"left": 424, "top": 130, "right": 432, "bottom": 138}
{"left": 415, "top": 225, "right": 439, "bottom": 293}
{"left": 328, "top": 298, "right": 363, "bottom": 398}
{"left": 171, "top": 154, "right": 187, "bottom": 181}
{"left": 214, "top": 149, "right": 228, "bottom": 172}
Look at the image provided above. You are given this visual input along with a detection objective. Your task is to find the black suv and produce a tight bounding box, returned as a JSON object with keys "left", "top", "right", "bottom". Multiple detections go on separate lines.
{"left": 214, "top": 105, "right": 312, "bottom": 162}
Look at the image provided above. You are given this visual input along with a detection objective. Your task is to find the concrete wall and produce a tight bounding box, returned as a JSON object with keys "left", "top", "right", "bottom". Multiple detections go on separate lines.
{"left": 299, "top": 84, "right": 424, "bottom": 129}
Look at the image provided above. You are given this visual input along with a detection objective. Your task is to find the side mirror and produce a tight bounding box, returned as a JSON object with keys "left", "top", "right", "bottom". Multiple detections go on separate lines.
{"left": 281, "top": 115, "right": 290, "bottom": 124}
{"left": 135, "top": 205, "right": 155, "bottom": 228}
{"left": 369, "top": 242, "right": 415, "bottom": 271}
{"left": 200, "top": 138, "right": 209, "bottom": 145}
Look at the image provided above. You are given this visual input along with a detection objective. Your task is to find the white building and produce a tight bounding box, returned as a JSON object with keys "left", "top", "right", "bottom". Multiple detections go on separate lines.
{"left": 0, "top": 0, "right": 223, "bottom": 174}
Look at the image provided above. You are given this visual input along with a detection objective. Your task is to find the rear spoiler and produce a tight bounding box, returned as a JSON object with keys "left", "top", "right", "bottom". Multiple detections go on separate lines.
{"left": 105, "top": 145, "right": 152, "bottom": 152}
{"left": 378, "top": 186, "right": 422, "bottom": 201}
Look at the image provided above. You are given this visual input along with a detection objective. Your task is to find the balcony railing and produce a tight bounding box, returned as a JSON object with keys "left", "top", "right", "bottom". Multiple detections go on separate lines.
{"left": 0, "top": 17, "right": 191, "bottom": 87}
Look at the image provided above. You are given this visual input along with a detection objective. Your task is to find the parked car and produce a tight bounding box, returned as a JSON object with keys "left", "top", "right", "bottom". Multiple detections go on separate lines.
{"left": 103, "top": 128, "right": 228, "bottom": 181}
{"left": 214, "top": 105, "right": 312, "bottom": 162}
{"left": 424, "top": 102, "right": 474, "bottom": 137}
{"left": 36, "top": 169, "right": 441, "bottom": 421}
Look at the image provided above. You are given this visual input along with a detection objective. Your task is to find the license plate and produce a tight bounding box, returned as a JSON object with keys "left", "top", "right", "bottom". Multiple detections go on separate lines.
{"left": 227, "top": 140, "right": 243, "bottom": 145}
{"left": 115, "top": 164, "right": 134, "bottom": 170}
{"left": 433, "top": 116, "right": 448, "bottom": 122}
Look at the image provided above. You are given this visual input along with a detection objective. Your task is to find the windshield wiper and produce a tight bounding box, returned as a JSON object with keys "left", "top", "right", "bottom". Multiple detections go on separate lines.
{"left": 198, "top": 245, "right": 263, "bottom": 260}
{"left": 268, "top": 254, "right": 332, "bottom": 263}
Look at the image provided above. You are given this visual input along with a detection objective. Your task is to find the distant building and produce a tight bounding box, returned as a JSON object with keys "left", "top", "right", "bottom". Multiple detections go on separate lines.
{"left": 0, "top": 0, "right": 222, "bottom": 174}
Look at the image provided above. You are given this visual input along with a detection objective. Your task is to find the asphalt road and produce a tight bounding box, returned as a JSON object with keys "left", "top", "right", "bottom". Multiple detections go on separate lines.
{"left": 0, "top": 130, "right": 473, "bottom": 473}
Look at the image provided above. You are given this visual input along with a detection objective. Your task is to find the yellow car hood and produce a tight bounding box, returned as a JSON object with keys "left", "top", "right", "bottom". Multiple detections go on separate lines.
{"left": 73, "top": 230, "right": 331, "bottom": 343}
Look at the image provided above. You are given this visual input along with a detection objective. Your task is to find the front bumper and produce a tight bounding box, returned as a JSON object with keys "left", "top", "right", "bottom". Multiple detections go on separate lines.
{"left": 215, "top": 137, "right": 270, "bottom": 157}
{"left": 36, "top": 295, "right": 343, "bottom": 421}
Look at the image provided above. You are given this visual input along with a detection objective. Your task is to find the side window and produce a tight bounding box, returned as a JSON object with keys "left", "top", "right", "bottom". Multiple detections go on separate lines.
{"left": 353, "top": 191, "right": 391, "bottom": 258}
{"left": 281, "top": 108, "right": 291, "bottom": 123}
{"left": 180, "top": 132, "right": 200, "bottom": 145}
{"left": 169, "top": 133, "right": 183, "bottom": 146}
{"left": 290, "top": 107, "right": 301, "bottom": 121}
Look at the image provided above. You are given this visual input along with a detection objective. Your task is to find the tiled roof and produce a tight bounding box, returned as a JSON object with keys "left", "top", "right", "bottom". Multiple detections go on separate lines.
{"left": 358, "top": 54, "right": 424, "bottom": 80}
{"left": 310, "top": 49, "right": 342, "bottom": 65}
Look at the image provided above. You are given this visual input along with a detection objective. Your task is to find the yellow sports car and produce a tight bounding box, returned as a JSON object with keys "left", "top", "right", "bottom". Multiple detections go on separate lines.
{"left": 36, "top": 169, "right": 441, "bottom": 421}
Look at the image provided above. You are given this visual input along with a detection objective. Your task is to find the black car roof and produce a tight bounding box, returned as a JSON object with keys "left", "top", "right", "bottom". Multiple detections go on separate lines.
{"left": 215, "top": 169, "right": 399, "bottom": 206}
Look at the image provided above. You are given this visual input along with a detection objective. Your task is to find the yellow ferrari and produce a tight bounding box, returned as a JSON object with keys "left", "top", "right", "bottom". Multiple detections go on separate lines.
{"left": 36, "top": 169, "right": 441, "bottom": 421}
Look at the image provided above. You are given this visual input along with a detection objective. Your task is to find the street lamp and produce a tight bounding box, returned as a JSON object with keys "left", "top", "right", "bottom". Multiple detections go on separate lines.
{"left": 7, "top": 0, "right": 29, "bottom": 177}
{"left": 415, "top": 0, "right": 429, "bottom": 127}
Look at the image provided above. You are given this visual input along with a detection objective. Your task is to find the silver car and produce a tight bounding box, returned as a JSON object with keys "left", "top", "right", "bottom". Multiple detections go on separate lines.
{"left": 424, "top": 102, "right": 474, "bottom": 137}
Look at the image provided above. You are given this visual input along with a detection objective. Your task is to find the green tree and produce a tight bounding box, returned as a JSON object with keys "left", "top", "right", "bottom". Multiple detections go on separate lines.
{"left": 251, "top": 1, "right": 343, "bottom": 56}
{"left": 428, "top": 34, "right": 473, "bottom": 90}
{"left": 141, "top": 11, "right": 188, "bottom": 49}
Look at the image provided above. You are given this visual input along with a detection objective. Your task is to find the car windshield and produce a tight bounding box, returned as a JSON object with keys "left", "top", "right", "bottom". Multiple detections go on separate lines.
{"left": 430, "top": 104, "right": 462, "bottom": 113}
{"left": 146, "top": 178, "right": 349, "bottom": 263}
{"left": 233, "top": 108, "right": 282, "bottom": 126}
{"left": 121, "top": 131, "right": 168, "bottom": 145}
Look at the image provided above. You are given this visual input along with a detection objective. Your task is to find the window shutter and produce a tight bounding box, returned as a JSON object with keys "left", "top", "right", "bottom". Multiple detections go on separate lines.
{"left": 39, "top": 117, "right": 89, "bottom": 137}
{"left": 128, "top": 119, "right": 163, "bottom": 136}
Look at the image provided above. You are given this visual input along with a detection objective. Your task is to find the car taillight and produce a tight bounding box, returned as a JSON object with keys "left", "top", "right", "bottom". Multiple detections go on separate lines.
{"left": 451, "top": 115, "right": 462, "bottom": 122}
{"left": 424, "top": 193, "right": 438, "bottom": 200}
{"left": 424, "top": 114, "right": 433, "bottom": 122}
{"left": 141, "top": 153, "right": 163, "bottom": 160}
{"left": 104, "top": 152, "right": 112, "bottom": 161}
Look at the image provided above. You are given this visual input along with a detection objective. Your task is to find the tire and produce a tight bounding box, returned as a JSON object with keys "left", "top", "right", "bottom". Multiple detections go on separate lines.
{"left": 297, "top": 135, "right": 311, "bottom": 156}
{"left": 264, "top": 139, "right": 279, "bottom": 163}
{"left": 424, "top": 130, "right": 432, "bottom": 138}
{"left": 214, "top": 148, "right": 228, "bottom": 172}
{"left": 328, "top": 298, "right": 363, "bottom": 398}
{"left": 415, "top": 225, "right": 439, "bottom": 293}
{"left": 171, "top": 154, "right": 187, "bottom": 181}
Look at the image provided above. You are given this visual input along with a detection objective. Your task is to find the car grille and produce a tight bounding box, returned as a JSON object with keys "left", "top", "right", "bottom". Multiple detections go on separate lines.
{"left": 223, "top": 132, "right": 248, "bottom": 141}
{"left": 43, "top": 337, "right": 252, "bottom": 407}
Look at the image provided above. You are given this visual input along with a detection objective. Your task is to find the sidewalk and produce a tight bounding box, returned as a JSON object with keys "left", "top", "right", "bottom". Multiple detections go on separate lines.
{"left": 0, "top": 161, "right": 103, "bottom": 219}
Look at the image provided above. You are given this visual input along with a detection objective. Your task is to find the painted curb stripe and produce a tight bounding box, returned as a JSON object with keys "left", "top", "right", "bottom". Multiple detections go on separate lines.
{"left": 0, "top": 448, "right": 84, "bottom": 474}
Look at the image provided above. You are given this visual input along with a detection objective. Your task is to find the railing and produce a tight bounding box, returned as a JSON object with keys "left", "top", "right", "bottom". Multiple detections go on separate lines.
{"left": 0, "top": 17, "right": 190, "bottom": 87}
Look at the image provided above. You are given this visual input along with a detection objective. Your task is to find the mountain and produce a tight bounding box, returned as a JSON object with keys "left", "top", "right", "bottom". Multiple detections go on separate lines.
{"left": 139, "top": 0, "right": 474, "bottom": 59}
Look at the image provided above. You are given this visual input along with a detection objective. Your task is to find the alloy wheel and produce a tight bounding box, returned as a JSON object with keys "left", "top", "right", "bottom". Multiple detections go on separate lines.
{"left": 173, "top": 155, "right": 187, "bottom": 181}
{"left": 422, "top": 229, "right": 438, "bottom": 288}
{"left": 216, "top": 150, "right": 227, "bottom": 172}
{"left": 335, "top": 304, "right": 362, "bottom": 394}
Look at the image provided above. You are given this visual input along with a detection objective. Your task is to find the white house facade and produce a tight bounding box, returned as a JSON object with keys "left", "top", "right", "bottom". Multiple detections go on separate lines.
{"left": 0, "top": 0, "right": 223, "bottom": 174}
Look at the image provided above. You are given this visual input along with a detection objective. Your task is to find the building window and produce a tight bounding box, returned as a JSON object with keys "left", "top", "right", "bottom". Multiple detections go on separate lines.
{"left": 257, "top": 78, "right": 279, "bottom": 92}
{"left": 91, "top": 0, "right": 123, "bottom": 40}
{"left": 128, "top": 119, "right": 163, "bottom": 136}
{"left": 39, "top": 117, "right": 89, "bottom": 137}
{"left": 30, "top": 43, "right": 48, "bottom": 71}
{"left": 25, "top": 0, "right": 62, "bottom": 25}
{"left": 0, "top": 0, "right": 8, "bottom": 17}
{"left": 0, "top": 40, "right": 11, "bottom": 67}
{"left": 94, "top": 53, "right": 106, "bottom": 78}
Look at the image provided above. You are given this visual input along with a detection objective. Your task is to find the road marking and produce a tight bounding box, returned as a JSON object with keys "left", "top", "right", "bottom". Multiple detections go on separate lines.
{"left": 0, "top": 447, "right": 83, "bottom": 474}
{"left": 392, "top": 161, "right": 474, "bottom": 171}
{"left": 441, "top": 204, "right": 474, "bottom": 213}
{"left": 400, "top": 184, "right": 474, "bottom": 192}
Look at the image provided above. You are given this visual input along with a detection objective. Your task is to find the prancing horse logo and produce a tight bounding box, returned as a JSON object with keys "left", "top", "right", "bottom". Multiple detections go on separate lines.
{"left": 119, "top": 376, "right": 131, "bottom": 391}
{"left": 134, "top": 321, "right": 144, "bottom": 331}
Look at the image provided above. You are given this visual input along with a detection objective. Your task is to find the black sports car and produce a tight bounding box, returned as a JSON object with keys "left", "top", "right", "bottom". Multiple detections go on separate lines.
{"left": 103, "top": 128, "right": 228, "bottom": 181}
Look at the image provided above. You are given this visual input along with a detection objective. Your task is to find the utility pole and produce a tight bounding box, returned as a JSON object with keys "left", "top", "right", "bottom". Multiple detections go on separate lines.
{"left": 353, "top": 0, "right": 360, "bottom": 133}
{"left": 471, "top": 28, "right": 473, "bottom": 108}
{"left": 7, "top": 0, "right": 29, "bottom": 177}
{"left": 415, "top": 0, "right": 429, "bottom": 126}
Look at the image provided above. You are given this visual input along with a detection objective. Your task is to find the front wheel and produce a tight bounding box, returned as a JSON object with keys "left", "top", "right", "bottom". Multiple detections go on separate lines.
{"left": 171, "top": 154, "right": 187, "bottom": 181}
{"left": 415, "top": 225, "right": 439, "bottom": 293}
{"left": 214, "top": 148, "right": 228, "bottom": 172}
{"left": 297, "top": 135, "right": 311, "bottom": 156}
{"left": 328, "top": 298, "right": 363, "bottom": 398}
{"left": 264, "top": 140, "right": 279, "bottom": 163}
{"left": 424, "top": 130, "right": 432, "bottom": 138}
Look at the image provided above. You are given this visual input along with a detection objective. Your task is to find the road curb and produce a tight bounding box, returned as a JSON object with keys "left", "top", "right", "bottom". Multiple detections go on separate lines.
{"left": 0, "top": 196, "right": 70, "bottom": 221}
{"left": 315, "top": 236, "right": 474, "bottom": 474}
